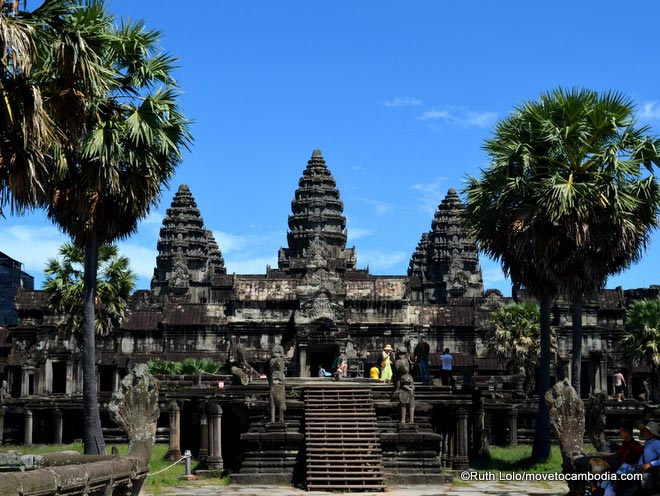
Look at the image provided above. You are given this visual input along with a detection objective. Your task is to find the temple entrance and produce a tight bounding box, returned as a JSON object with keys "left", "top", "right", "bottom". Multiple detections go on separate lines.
{"left": 309, "top": 344, "right": 339, "bottom": 377}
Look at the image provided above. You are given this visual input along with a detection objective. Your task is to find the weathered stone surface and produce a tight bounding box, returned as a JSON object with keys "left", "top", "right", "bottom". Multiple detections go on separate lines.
{"left": 108, "top": 363, "right": 160, "bottom": 464}
{"left": 585, "top": 391, "right": 609, "bottom": 452}
{"left": 545, "top": 378, "right": 585, "bottom": 490}
{"left": 269, "top": 345, "right": 287, "bottom": 423}
{"left": 408, "top": 188, "right": 484, "bottom": 304}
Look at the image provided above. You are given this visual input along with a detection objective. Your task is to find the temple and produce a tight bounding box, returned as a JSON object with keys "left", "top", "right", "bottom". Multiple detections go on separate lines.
{"left": 0, "top": 149, "right": 657, "bottom": 486}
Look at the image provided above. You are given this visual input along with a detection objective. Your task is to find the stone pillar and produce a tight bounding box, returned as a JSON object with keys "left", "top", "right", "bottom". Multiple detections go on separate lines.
{"left": 0, "top": 407, "right": 5, "bottom": 446}
{"left": 454, "top": 407, "right": 469, "bottom": 470}
{"left": 207, "top": 403, "right": 223, "bottom": 471}
{"left": 166, "top": 401, "right": 181, "bottom": 461}
{"left": 509, "top": 408, "right": 518, "bottom": 446}
{"left": 44, "top": 360, "right": 53, "bottom": 395}
{"left": 599, "top": 360, "right": 608, "bottom": 394}
{"left": 53, "top": 409, "right": 63, "bottom": 445}
{"left": 298, "top": 343, "right": 309, "bottom": 378}
{"left": 24, "top": 409, "right": 33, "bottom": 446}
{"left": 199, "top": 409, "right": 208, "bottom": 461}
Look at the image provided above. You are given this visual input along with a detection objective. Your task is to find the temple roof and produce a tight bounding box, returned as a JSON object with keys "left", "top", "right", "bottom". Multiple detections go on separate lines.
{"left": 408, "top": 188, "right": 483, "bottom": 303}
{"left": 278, "top": 150, "right": 356, "bottom": 274}
{"left": 151, "top": 184, "right": 226, "bottom": 295}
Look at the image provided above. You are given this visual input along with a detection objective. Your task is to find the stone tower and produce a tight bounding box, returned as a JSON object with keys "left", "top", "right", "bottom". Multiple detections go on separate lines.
{"left": 408, "top": 188, "right": 483, "bottom": 303}
{"left": 278, "top": 150, "right": 356, "bottom": 275}
{"left": 151, "top": 184, "right": 225, "bottom": 300}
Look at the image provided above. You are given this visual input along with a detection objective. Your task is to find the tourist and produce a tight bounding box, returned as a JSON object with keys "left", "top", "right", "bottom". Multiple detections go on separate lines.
{"left": 440, "top": 348, "right": 453, "bottom": 386}
{"left": 639, "top": 421, "right": 660, "bottom": 493}
{"left": 599, "top": 421, "right": 642, "bottom": 496}
{"left": 380, "top": 344, "right": 393, "bottom": 383}
{"left": 613, "top": 370, "right": 626, "bottom": 401}
{"left": 332, "top": 352, "right": 348, "bottom": 379}
{"left": 370, "top": 364, "right": 380, "bottom": 380}
{"left": 318, "top": 365, "right": 331, "bottom": 378}
{"left": 414, "top": 336, "right": 431, "bottom": 385}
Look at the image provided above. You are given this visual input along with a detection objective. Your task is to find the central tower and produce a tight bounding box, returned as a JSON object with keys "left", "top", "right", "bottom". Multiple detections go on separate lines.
{"left": 277, "top": 150, "right": 356, "bottom": 275}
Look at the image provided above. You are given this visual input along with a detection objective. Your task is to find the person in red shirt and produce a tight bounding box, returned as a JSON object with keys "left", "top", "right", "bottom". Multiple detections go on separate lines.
{"left": 601, "top": 421, "right": 643, "bottom": 496}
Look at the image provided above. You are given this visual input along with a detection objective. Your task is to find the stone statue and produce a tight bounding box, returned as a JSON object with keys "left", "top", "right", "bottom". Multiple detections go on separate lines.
{"left": 231, "top": 344, "right": 259, "bottom": 385}
{"left": 108, "top": 364, "right": 160, "bottom": 465}
{"left": 0, "top": 380, "right": 10, "bottom": 402}
{"left": 269, "top": 345, "right": 287, "bottom": 424}
{"left": 545, "top": 379, "right": 585, "bottom": 494}
{"left": 394, "top": 346, "right": 415, "bottom": 424}
{"left": 585, "top": 391, "right": 609, "bottom": 452}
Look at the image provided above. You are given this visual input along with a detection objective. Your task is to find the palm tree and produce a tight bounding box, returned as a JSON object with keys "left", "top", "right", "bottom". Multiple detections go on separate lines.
{"left": 38, "top": 2, "right": 191, "bottom": 454}
{"left": 464, "top": 87, "right": 660, "bottom": 461}
{"left": 44, "top": 243, "right": 135, "bottom": 337}
{"left": 488, "top": 302, "right": 557, "bottom": 397}
{"left": 621, "top": 299, "right": 660, "bottom": 402}
{"left": 0, "top": 1, "right": 68, "bottom": 214}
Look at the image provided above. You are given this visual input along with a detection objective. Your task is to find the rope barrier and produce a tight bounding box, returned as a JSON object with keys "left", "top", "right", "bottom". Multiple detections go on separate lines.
{"left": 147, "top": 455, "right": 187, "bottom": 477}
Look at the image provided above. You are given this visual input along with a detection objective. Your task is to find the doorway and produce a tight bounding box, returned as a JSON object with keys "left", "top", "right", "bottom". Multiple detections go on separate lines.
{"left": 309, "top": 344, "right": 339, "bottom": 377}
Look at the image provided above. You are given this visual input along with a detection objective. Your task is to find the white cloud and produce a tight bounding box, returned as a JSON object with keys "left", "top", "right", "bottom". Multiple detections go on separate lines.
{"left": 212, "top": 230, "right": 283, "bottom": 274}
{"left": 482, "top": 266, "right": 507, "bottom": 287}
{"left": 347, "top": 228, "right": 374, "bottom": 241}
{"left": 418, "top": 107, "right": 496, "bottom": 128}
{"left": 116, "top": 243, "right": 158, "bottom": 280}
{"left": 360, "top": 198, "right": 392, "bottom": 216}
{"left": 224, "top": 256, "right": 277, "bottom": 275}
{"left": 382, "top": 97, "right": 422, "bottom": 108}
{"left": 640, "top": 101, "right": 660, "bottom": 120}
{"left": 411, "top": 177, "right": 447, "bottom": 215}
{"left": 359, "top": 250, "right": 408, "bottom": 271}
{"left": 2, "top": 225, "right": 68, "bottom": 284}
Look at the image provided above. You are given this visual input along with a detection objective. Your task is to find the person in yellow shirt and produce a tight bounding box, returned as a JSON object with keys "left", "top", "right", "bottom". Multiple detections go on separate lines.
{"left": 370, "top": 365, "right": 380, "bottom": 379}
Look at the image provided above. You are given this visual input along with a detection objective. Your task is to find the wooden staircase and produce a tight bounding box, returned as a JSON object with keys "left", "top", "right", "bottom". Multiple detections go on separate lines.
{"left": 304, "top": 384, "right": 385, "bottom": 491}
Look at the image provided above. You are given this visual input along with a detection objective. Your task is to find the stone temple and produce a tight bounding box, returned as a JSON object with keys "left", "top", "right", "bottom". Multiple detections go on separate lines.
{"left": 0, "top": 150, "right": 658, "bottom": 487}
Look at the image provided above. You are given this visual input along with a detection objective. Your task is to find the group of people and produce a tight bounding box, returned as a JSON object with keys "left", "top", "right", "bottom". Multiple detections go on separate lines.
{"left": 592, "top": 420, "right": 660, "bottom": 496}
{"left": 318, "top": 352, "right": 348, "bottom": 380}
{"left": 369, "top": 338, "right": 453, "bottom": 385}
{"left": 317, "top": 337, "right": 455, "bottom": 384}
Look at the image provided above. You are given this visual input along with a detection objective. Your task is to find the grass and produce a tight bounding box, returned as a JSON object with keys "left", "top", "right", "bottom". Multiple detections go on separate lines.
{"left": 0, "top": 443, "right": 229, "bottom": 493}
{"left": 472, "top": 444, "right": 564, "bottom": 473}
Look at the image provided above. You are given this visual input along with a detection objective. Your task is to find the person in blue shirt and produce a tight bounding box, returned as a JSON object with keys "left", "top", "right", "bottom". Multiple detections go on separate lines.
{"left": 639, "top": 421, "right": 660, "bottom": 493}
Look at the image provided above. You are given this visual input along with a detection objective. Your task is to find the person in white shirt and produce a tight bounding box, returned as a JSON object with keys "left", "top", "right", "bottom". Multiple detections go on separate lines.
{"left": 440, "top": 348, "right": 453, "bottom": 386}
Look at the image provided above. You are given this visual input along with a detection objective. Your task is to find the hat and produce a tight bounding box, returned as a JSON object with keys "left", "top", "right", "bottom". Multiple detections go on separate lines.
{"left": 383, "top": 344, "right": 393, "bottom": 351}
{"left": 642, "top": 421, "right": 660, "bottom": 437}
{"left": 589, "top": 458, "right": 610, "bottom": 474}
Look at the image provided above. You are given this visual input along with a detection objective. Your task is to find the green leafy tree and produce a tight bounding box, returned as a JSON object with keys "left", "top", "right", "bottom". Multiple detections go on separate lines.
{"left": 488, "top": 302, "right": 557, "bottom": 396}
{"left": 464, "top": 87, "right": 660, "bottom": 461}
{"left": 0, "top": 1, "right": 67, "bottom": 214}
{"left": 622, "top": 299, "right": 660, "bottom": 402}
{"left": 35, "top": 1, "right": 191, "bottom": 454}
{"left": 44, "top": 243, "right": 135, "bottom": 337}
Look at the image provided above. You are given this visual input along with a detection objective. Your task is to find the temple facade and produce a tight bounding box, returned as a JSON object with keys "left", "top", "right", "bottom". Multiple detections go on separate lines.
{"left": 0, "top": 149, "right": 656, "bottom": 452}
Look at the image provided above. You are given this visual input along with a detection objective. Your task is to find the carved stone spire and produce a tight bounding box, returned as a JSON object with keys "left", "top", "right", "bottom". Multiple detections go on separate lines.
{"left": 151, "top": 185, "right": 226, "bottom": 296}
{"left": 278, "top": 150, "right": 356, "bottom": 274}
{"left": 408, "top": 188, "right": 483, "bottom": 303}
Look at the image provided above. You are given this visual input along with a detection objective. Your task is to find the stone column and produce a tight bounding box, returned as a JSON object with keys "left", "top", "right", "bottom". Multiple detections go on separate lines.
{"left": 199, "top": 409, "right": 208, "bottom": 461}
{"left": 509, "top": 408, "right": 518, "bottom": 446}
{"left": 166, "top": 401, "right": 181, "bottom": 461}
{"left": 0, "top": 407, "right": 5, "bottom": 446}
{"left": 454, "top": 407, "right": 469, "bottom": 470}
{"left": 24, "top": 409, "right": 33, "bottom": 446}
{"left": 53, "top": 409, "right": 63, "bottom": 445}
{"left": 207, "top": 403, "right": 223, "bottom": 471}
{"left": 298, "top": 343, "right": 309, "bottom": 378}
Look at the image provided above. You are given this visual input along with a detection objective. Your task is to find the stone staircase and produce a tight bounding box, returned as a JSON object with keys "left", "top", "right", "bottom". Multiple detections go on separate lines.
{"left": 304, "top": 384, "right": 385, "bottom": 491}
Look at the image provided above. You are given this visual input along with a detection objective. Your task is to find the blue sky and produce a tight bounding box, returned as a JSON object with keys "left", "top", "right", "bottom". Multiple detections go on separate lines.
{"left": 4, "top": 1, "right": 660, "bottom": 294}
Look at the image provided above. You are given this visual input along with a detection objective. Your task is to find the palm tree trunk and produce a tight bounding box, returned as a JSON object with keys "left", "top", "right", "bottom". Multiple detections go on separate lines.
{"left": 531, "top": 295, "right": 552, "bottom": 462}
{"left": 571, "top": 297, "right": 583, "bottom": 396}
{"left": 82, "top": 236, "right": 106, "bottom": 455}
